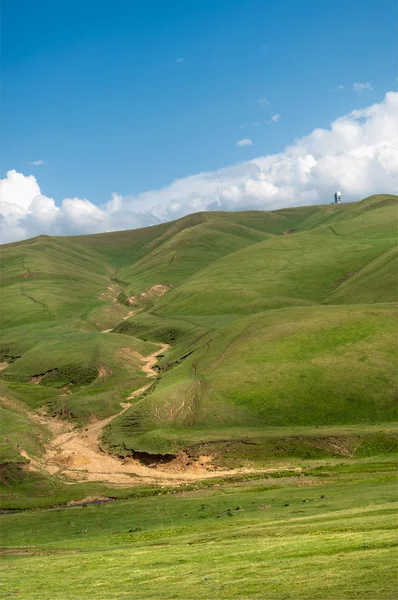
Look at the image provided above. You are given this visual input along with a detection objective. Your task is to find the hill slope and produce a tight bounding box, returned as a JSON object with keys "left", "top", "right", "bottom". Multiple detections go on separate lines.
{"left": 0, "top": 194, "right": 397, "bottom": 484}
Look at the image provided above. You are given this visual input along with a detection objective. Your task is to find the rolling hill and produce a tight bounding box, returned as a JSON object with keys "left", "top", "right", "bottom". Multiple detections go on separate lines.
{"left": 0, "top": 194, "right": 397, "bottom": 495}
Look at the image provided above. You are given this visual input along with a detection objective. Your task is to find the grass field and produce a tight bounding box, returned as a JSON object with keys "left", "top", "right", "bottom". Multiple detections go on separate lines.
{"left": 1, "top": 459, "right": 397, "bottom": 599}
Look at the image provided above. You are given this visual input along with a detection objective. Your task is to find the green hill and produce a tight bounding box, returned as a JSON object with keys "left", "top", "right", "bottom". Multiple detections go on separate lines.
{"left": 0, "top": 194, "right": 397, "bottom": 489}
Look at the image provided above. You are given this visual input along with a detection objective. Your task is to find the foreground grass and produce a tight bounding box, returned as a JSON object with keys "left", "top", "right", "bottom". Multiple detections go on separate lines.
{"left": 1, "top": 461, "right": 397, "bottom": 599}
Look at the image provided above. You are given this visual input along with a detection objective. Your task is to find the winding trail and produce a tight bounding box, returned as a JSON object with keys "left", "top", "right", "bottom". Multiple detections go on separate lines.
{"left": 20, "top": 313, "right": 300, "bottom": 487}
{"left": 22, "top": 341, "right": 297, "bottom": 486}
{"left": 31, "top": 343, "right": 179, "bottom": 485}
{"left": 34, "top": 403, "right": 296, "bottom": 486}
{"left": 126, "top": 342, "right": 170, "bottom": 382}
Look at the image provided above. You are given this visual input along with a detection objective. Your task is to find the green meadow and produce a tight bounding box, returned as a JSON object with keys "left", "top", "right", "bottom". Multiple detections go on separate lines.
{"left": 1, "top": 461, "right": 397, "bottom": 599}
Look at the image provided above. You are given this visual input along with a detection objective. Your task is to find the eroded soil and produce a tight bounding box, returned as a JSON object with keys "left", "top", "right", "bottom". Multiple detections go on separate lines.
{"left": 126, "top": 284, "right": 172, "bottom": 306}
{"left": 17, "top": 341, "right": 297, "bottom": 486}
{"left": 17, "top": 343, "right": 229, "bottom": 485}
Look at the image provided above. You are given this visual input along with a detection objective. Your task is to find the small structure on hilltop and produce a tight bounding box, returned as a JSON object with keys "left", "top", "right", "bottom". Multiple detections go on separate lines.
{"left": 334, "top": 190, "right": 342, "bottom": 204}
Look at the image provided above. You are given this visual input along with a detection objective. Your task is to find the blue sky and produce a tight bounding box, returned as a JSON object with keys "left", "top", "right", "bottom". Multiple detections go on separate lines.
{"left": 1, "top": 0, "right": 397, "bottom": 242}
{"left": 1, "top": 0, "right": 396, "bottom": 204}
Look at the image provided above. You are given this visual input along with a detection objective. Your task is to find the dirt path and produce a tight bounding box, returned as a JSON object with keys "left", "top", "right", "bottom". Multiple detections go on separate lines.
{"left": 25, "top": 398, "right": 300, "bottom": 486}
{"left": 20, "top": 339, "right": 297, "bottom": 485}
{"left": 20, "top": 339, "right": 298, "bottom": 486}
{"left": 31, "top": 404, "right": 296, "bottom": 485}
{"left": 124, "top": 342, "right": 169, "bottom": 383}
{"left": 22, "top": 343, "right": 173, "bottom": 484}
{"left": 20, "top": 342, "right": 220, "bottom": 485}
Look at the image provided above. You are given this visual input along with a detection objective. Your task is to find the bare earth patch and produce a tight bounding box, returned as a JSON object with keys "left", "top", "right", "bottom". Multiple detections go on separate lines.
{"left": 0, "top": 362, "right": 8, "bottom": 371}
{"left": 126, "top": 284, "right": 172, "bottom": 306}
{"left": 18, "top": 449, "right": 40, "bottom": 473}
{"left": 121, "top": 342, "right": 170, "bottom": 379}
{"left": 17, "top": 339, "right": 300, "bottom": 487}
{"left": 97, "top": 365, "right": 112, "bottom": 381}
{"left": 128, "top": 384, "right": 151, "bottom": 400}
{"left": 29, "top": 374, "right": 44, "bottom": 384}
{"left": 66, "top": 495, "right": 111, "bottom": 506}
{"left": 22, "top": 403, "right": 298, "bottom": 486}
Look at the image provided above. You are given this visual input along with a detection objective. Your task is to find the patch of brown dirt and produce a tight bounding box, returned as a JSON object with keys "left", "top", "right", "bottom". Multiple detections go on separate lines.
{"left": 30, "top": 408, "right": 74, "bottom": 437}
{"left": 31, "top": 403, "right": 294, "bottom": 485}
{"left": 20, "top": 271, "right": 39, "bottom": 280}
{"left": 66, "top": 495, "right": 111, "bottom": 506}
{"left": 97, "top": 278, "right": 137, "bottom": 331}
{"left": 0, "top": 395, "right": 22, "bottom": 411}
{"left": 0, "top": 362, "right": 8, "bottom": 371}
{"left": 18, "top": 449, "right": 40, "bottom": 472}
{"left": 127, "top": 385, "right": 150, "bottom": 400}
{"left": 16, "top": 342, "right": 301, "bottom": 487}
{"left": 97, "top": 365, "right": 112, "bottom": 381}
{"left": 60, "top": 383, "right": 73, "bottom": 396}
{"left": 29, "top": 368, "right": 58, "bottom": 384}
{"left": 121, "top": 343, "right": 170, "bottom": 378}
{"left": 126, "top": 284, "right": 172, "bottom": 306}
{"left": 97, "top": 283, "right": 122, "bottom": 302}
{"left": 155, "top": 451, "right": 214, "bottom": 474}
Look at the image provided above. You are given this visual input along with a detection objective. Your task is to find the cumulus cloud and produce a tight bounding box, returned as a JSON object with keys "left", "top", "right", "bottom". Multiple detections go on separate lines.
{"left": 28, "top": 160, "right": 46, "bottom": 166}
{"left": 1, "top": 92, "right": 397, "bottom": 243}
{"left": 353, "top": 82, "right": 373, "bottom": 92}
{"left": 265, "top": 113, "right": 281, "bottom": 124}
{"left": 236, "top": 138, "right": 253, "bottom": 147}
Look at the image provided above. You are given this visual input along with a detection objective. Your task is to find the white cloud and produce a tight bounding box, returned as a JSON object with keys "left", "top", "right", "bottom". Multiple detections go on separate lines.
{"left": 265, "top": 113, "right": 281, "bottom": 124}
{"left": 338, "top": 85, "right": 345, "bottom": 89}
{"left": 353, "top": 82, "right": 373, "bottom": 92}
{"left": 257, "top": 98, "right": 270, "bottom": 106}
{"left": 1, "top": 92, "right": 397, "bottom": 244}
{"left": 28, "top": 160, "right": 46, "bottom": 166}
{"left": 175, "top": 58, "right": 184, "bottom": 63}
{"left": 236, "top": 138, "right": 253, "bottom": 147}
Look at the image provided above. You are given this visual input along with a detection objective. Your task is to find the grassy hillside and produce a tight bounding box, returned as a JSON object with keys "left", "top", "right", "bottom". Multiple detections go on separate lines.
{"left": 153, "top": 197, "right": 397, "bottom": 316}
{"left": 103, "top": 304, "right": 397, "bottom": 454}
{"left": 326, "top": 247, "right": 398, "bottom": 304}
{"left": 1, "top": 194, "right": 397, "bottom": 599}
{"left": 0, "top": 194, "right": 397, "bottom": 472}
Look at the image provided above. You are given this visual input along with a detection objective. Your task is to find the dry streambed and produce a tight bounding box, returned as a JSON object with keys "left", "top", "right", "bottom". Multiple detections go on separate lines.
{"left": 19, "top": 341, "right": 299, "bottom": 486}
